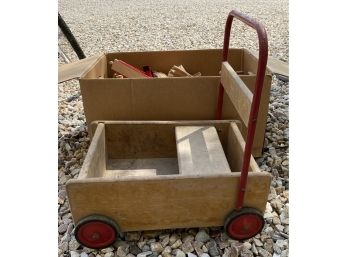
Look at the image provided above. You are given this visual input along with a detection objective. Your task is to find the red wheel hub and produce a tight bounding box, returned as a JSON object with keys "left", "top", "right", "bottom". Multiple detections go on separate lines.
{"left": 76, "top": 221, "right": 116, "bottom": 249}
{"left": 227, "top": 213, "right": 263, "bottom": 240}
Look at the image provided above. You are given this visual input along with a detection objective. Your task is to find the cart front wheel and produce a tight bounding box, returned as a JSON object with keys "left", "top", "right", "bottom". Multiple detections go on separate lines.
{"left": 224, "top": 207, "right": 264, "bottom": 240}
{"left": 75, "top": 215, "right": 119, "bottom": 249}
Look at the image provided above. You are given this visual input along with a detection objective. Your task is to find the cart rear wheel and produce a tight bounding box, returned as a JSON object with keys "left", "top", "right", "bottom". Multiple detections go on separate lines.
{"left": 224, "top": 207, "right": 264, "bottom": 240}
{"left": 75, "top": 215, "right": 119, "bottom": 249}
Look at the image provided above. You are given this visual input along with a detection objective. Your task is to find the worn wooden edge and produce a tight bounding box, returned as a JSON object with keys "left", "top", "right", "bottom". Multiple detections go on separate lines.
{"left": 78, "top": 123, "right": 105, "bottom": 179}
{"left": 89, "top": 120, "right": 242, "bottom": 138}
{"left": 221, "top": 62, "right": 252, "bottom": 126}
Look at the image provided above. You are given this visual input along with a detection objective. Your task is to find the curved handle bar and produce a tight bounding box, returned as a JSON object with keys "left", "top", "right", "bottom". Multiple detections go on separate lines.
{"left": 217, "top": 10, "right": 268, "bottom": 210}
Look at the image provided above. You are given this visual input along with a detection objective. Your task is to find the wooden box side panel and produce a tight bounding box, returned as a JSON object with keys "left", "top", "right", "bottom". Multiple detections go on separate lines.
{"left": 78, "top": 123, "right": 106, "bottom": 179}
{"left": 103, "top": 120, "right": 232, "bottom": 159}
{"left": 67, "top": 172, "right": 271, "bottom": 232}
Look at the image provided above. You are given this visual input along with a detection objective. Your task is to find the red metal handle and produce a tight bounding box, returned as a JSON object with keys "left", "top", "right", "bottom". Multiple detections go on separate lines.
{"left": 216, "top": 10, "right": 268, "bottom": 210}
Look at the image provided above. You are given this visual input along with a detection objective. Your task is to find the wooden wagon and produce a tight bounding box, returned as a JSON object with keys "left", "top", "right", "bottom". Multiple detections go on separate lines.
{"left": 61, "top": 10, "right": 288, "bottom": 249}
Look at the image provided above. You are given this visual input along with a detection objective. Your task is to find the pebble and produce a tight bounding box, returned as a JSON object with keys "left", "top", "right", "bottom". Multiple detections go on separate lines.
{"left": 181, "top": 241, "right": 194, "bottom": 253}
{"left": 137, "top": 251, "right": 153, "bottom": 257}
{"left": 161, "top": 235, "right": 170, "bottom": 247}
{"left": 200, "top": 254, "right": 210, "bottom": 257}
{"left": 253, "top": 238, "right": 263, "bottom": 247}
{"left": 257, "top": 248, "right": 272, "bottom": 257}
{"left": 102, "top": 247, "right": 115, "bottom": 253}
{"left": 59, "top": 241, "right": 68, "bottom": 252}
{"left": 207, "top": 241, "right": 220, "bottom": 257}
{"left": 171, "top": 239, "right": 183, "bottom": 249}
{"left": 176, "top": 250, "right": 186, "bottom": 257}
{"left": 127, "top": 254, "right": 136, "bottom": 257}
{"left": 117, "top": 245, "right": 130, "bottom": 257}
{"left": 187, "top": 253, "right": 197, "bottom": 257}
{"left": 182, "top": 235, "right": 194, "bottom": 243}
{"left": 81, "top": 253, "right": 89, "bottom": 257}
{"left": 105, "top": 253, "right": 115, "bottom": 257}
{"left": 69, "top": 238, "right": 80, "bottom": 251}
{"left": 242, "top": 242, "right": 251, "bottom": 250}
{"left": 240, "top": 249, "right": 253, "bottom": 257}
{"left": 142, "top": 245, "right": 151, "bottom": 252}
{"left": 70, "top": 251, "right": 80, "bottom": 257}
{"left": 195, "top": 230, "right": 210, "bottom": 243}
{"left": 58, "top": 223, "right": 69, "bottom": 234}
{"left": 151, "top": 242, "right": 164, "bottom": 253}
{"left": 130, "top": 244, "right": 142, "bottom": 255}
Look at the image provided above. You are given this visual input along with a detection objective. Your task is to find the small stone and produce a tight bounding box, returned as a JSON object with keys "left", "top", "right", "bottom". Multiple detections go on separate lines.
{"left": 200, "top": 254, "right": 210, "bottom": 257}
{"left": 202, "top": 245, "right": 208, "bottom": 253}
{"left": 89, "top": 254, "right": 96, "bottom": 257}
{"left": 272, "top": 216, "right": 281, "bottom": 225}
{"left": 163, "top": 246, "right": 172, "bottom": 253}
{"left": 181, "top": 241, "right": 194, "bottom": 253}
{"left": 170, "top": 234, "right": 180, "bottom": 245}
{"left": 126, "top": 232, "right": 141, "bottom": 241}
{"left": 239, "top": 249, "right": 253, "bottom": 257}
{"left": 176, "top": 249, "right": 186, "bottom": 257}
{"left": 126, "top": 254, "right": 135, "bottom": 257}
{"left": 192, "top": 241, "right": 203, "bottom": 256}
{"left": 182, "top": 235, "right": 194, "bottom": 243}
{"left": 148, "top": 239, "right": 157, "bottom": 244}
{"left": 162, "top": 253, "right": 172, "bottom": 257}
{"left": 276, "top": 224, "right": 284, "bottom": 232}
{"left": 69, "top": 238, "right": 80, "bottom": 251}
{"left": 253, "top": 238, "right": 263, "bottom": 247}
{"left": 58, "top": 223, "right": 68, "bottom": 234}
{"left": 218, "top": 240, "right": 229, "bottom": 250}
{"left": 105, "top": 253, "right": 115, "bottom": 257}
{"left": 149, "top": 253, "right": 159, "bottom": 257}
{"left": 161, "top": 235, "right": 170, "bottom": 247}
{"left": 70, "top": 251, "right": 80, "bottom": 257}
{"left": 251, "top": 244, "right": 258, "bottom": 255}
{"left": 129, "top": 244, "right": 142, "bottom": 255}
{"left": 151, "top": 242, "right": 164, "bottom": 253}
{"left": 264, "top": 239, "right": 274, "bottom": 254}
{"left": 207, "top": 241, "right": 220, "bottom": 257}
{"left": 280, "top": 249, "right": 289, "bottom": 257}
{"left": 59, "top": 241, "right": 68, "bottom": 252}
{"left": 82, "top": 247, "right": 92, "bottom": 253}
{"left": 102, "top": 247, "right": 115, "bottom": 253}
{"left": 117, "top": 245, "right": 130, "bottom": 257}
{"left": 222, "top": 247, "right": 238, "bottom": 257}
{"left": 195, "top": 230, "right": 210, "bottom": 243}
{"left": 137, "top": 242, "right": 146, "bottom": 249}
{"left": 80, "top": 253, "right": 89, "bottom": 257}
{"left": 142, "top": 245, "right": 151, "bottom": 252}
{"left": 243, "top": 242, "right": 251, "bottom": 250}
{"left": 187, "top": 253, "right": 197, "bottom": 257}
{"left": 257, "top": 248, "right": 272, "bottom": 257}
{"left": 137, "top": 251, "right": 153, "bottom": 257}
{"left": 171, "top": 239, "right": 183, "bottom": 249}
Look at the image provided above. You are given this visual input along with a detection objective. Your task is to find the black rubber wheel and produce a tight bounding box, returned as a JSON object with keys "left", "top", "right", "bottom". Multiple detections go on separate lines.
{"left": 224, "top": 207, "right": 264, "bottom": 240}
{"left": 58, "top": 13, "right": 86, "bottom": 60}
{"left": 75, "top": 214, "right": 120, "bottom": 249}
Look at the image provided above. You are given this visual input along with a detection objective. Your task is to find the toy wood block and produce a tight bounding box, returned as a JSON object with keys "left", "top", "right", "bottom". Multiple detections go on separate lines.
{"left": 111, "top": 59, "right": 151, "bottom": 78}
{"left": 175, "top": 126, "right": 231, "bottom": 175}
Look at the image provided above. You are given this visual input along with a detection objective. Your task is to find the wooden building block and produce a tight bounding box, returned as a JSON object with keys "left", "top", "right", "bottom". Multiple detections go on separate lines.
{"left": 175, "top": 126, "right": 231, "bottom": 175}
{"left": 111, "top": 59, "right": 151, "bottom": 78}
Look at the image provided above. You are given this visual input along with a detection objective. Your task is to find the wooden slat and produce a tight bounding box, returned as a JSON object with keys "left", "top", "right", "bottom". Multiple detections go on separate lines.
{"left": 221, "top": 61, "right": 253, "bottom": 126}
{"left": 67, "top": 172, "right": 271, "bottom": 232}
{"left": 226, "top": 123, "right": 260, "bottom": 172}
{"left": 175, "top": 126, "right": 231, "bottom": 175}
{"left": 78, "top": 123, "right": 106, "bottom": 179}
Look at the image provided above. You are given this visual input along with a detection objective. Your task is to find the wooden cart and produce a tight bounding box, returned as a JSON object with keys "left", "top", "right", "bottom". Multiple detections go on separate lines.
{"left": 66, "top": 10, "right": 274, "bottom": 249}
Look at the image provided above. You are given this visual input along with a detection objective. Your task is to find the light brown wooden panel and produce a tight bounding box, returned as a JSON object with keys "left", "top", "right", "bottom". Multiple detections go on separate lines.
{"left": 221, "top": 62, "right": 253, "bottom": 126}
{"left": 78, "top": 123, "right": 106, "bottom": 179}
{"left": 94, "top": 120, "right": 236, "bottom": 159}
{"left": 175, "top": 126, "right": 231, "bottom": 175}
{"left": 67, "top": 172, "right": 271, "bottom": 232}
{"left": 226, "top": 123, "right": 260, "bottom": 173}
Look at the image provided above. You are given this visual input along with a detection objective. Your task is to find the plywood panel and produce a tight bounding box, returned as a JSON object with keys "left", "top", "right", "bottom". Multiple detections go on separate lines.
{"left": 175, "top": 126, "right": 231, "bottom": 175}
{"left": 67, "top": 172, "right": 271, "bottom": 231}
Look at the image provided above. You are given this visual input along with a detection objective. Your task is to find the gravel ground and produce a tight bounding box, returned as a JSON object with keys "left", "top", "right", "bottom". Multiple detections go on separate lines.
{"left": 58, "top": 1, "right": 289, "bottom": 257}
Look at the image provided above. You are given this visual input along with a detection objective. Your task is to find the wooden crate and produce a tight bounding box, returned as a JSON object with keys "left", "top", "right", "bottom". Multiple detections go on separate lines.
{"left": 67, "top": 120, "right": 271, "bottom": 232}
